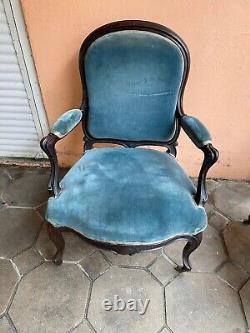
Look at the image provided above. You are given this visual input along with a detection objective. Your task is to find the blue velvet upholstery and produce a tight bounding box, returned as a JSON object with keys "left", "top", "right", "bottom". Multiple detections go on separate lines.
{"left": 50, "top": 109, "right": 82, "bottom": 138}
{"left": 46, "top": 148, "right": 207, "bottom": 245}
{"left": 84, "top": 31, "right": 184, "bottom": 141}
{"left": 181, "top": 116, "right": 212, "bottom": 148}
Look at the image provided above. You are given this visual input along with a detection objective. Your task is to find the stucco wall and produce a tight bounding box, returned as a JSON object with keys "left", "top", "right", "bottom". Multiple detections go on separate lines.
{"left": 21, "top": 0, "right": 250, "bottom": 180}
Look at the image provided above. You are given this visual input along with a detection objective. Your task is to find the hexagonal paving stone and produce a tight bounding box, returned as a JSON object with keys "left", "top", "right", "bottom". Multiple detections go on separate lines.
{"left": 0, "top": 208, "right": 42, "bottom": 258}
{"left": 160, "top": 328, "right": 173, "bottom": 333}
{"left": 217, "top": 262, "right": 249, "bottom": 291}
{"left": 9, "top": 263, "right": 90, "bottom": 333}
{"left": 13, "top": 248, "right": 42, "bottom": 275}
{"left": 206, "top": 179, "right": 221, "bottom": 194}
{"left": 71, "top": 320, "right": 94, "bottom": 333}
{"left": 79, "top": 251, "right": 110, "bottom": 280}
{"left": 88, "top": 266, "right": 164, "bottom": 333}
{"left": 0, "top": 169, "right": 11, "bottom": 194}
{"left": 192, "top": 179, "right": 220, "bottom": 195}
{"left": 240, "top": 279, "right": 250, "bottom": 329}
{"left": 102, "top": 248, "right": 162, "bottom": 267}
{"left": 164, "top": 225, "right": 227, "bottom": 272}
{"left": 224, "top": 221, "right": 250, "bottom": 272}
{"left": 209, "top": 211, "right": 229, "bottom": 231}
{"left": 0, "top": 259, "right": 19, "bottom": 316}
{"left": 205, "top": 202, "right": 215, "bottom": 217}
{"left": 214, "top": 181, "right": 250, "bottom": 221}
{"left": 36, "top": 223, "right": 95, "bottom": 262}
{"left": 148, "top": 255, "right": 178, "bottom": 285}
{"left": 0, "top": 169, "right": 11, "bottom": 207}
{"left": 165, "top": 273, "right": 246, "bottom": 333}
{"left": 36, "top": 202, "right": 47, "bottom": 219}
{"left": 2, "top": 168, "right": 49, "bottom": 207}
{"left": 0, "top": 316, "right": 14, "bottom": 333}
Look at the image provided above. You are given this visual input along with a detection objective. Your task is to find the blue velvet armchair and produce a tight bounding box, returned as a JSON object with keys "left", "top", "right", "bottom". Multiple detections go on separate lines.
{"left": 41, "top": 21, "right": 218, "bottom": 271}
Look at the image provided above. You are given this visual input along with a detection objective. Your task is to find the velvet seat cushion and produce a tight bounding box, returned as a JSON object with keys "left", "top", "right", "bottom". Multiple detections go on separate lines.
{"left": 46, "top": 148, "right": 207, "bottom": 245}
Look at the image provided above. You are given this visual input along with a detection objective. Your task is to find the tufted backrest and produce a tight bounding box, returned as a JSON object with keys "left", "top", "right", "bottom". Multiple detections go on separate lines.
{"left": 80, "top": 23, "right": 188, "bottom": 143}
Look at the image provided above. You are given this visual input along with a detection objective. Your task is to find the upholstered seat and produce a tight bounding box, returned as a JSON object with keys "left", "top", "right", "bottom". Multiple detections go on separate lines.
{"left": 46, "top": 147, "right": 207, "bottom": 245}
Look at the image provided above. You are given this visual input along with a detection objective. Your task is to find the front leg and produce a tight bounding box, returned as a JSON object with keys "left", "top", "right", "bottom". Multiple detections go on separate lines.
{"left": 47, "top": 223, "right": 65, "bottom": 265}
{"left": 176, "top": 233, "right": 203, "bottom": 272}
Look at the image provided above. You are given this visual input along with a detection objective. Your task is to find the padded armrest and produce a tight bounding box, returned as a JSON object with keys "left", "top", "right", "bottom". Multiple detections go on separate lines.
{"left": 181, "top": 115, "right": 212, "bottom": 148}
{"left": 50, "top": 109, "right": 83, "bottom": 138}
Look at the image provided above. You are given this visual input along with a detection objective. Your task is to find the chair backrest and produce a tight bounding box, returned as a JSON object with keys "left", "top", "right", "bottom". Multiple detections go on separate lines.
{"left": 79, "top": 20, "right": 189, "bottom": 146}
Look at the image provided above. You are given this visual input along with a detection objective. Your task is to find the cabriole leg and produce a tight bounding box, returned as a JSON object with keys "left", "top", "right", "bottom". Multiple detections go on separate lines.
{"left": 176, "top": 233, "right": 202, "bottom": 272}
{"left": 47, "top": 223, "right": 65, "bottom": 265}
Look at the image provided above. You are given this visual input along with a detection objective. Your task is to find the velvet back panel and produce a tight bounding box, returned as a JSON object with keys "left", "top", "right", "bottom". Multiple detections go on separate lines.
{"left": 82, "top": 30, "right": 185, "bottom": 141}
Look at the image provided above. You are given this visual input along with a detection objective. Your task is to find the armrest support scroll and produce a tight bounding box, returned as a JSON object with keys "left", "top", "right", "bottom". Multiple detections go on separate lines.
{"left": 195, "top": 144, "right": 219, "bottom": 205}
{"left": 40, "top": 133, "right": 60, "bottom": 196}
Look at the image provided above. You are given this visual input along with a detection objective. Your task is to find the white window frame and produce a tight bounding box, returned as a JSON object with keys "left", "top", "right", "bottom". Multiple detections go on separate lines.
{"left": 2, "top": 0, "right": 49, "bottom": 147}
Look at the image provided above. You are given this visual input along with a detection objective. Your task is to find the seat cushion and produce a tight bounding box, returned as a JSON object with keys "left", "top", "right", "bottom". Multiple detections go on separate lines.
{"left": 46, "top": 148, "right": 207, "bottom": 245}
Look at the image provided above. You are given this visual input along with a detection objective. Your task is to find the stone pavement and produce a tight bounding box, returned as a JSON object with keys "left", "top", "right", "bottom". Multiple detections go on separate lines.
{"left": 0, "top": 165, "right": 250, "bottom": 333}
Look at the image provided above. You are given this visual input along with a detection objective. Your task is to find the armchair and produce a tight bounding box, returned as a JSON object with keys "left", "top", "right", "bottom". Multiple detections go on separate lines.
{"left": 41, "top": 20, "right": 218, "bottom": 271}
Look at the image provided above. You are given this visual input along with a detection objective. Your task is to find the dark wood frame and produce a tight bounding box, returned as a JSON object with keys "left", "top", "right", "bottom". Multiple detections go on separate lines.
{"left": 41, "top": 20, "right": 218, "bottom": 271}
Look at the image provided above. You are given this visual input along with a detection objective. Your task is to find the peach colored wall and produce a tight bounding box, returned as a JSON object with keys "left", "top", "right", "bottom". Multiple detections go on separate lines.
{"left": 21, "top": 0, "right": 250, "bottom": 180}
